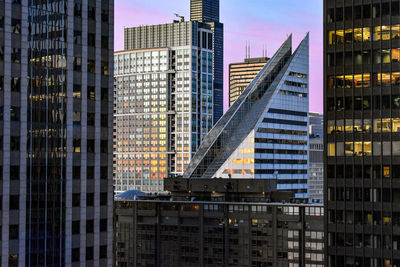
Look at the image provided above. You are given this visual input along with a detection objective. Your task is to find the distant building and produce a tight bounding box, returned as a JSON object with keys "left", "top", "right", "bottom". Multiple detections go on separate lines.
{"left": 114, "top": 23, "right": 214, "bottom": 193}
{"left": 308, "top": 113, "right": 323, "bottom": 202}
{"left": 190, "top": 0, "right": 224, "bottom": 123}
{"left": 229, "top": 57, "right": 269, "bottom": 106}
{"left": 309, "top": 138, "right": 324, "bottom": 202}
{"left": 183, "top": 34, "right": 310, "bottom": 200}
{"left": 114, "top": 178, "right": 324, "bottom": 266}
{"left": 309, "top": 112, "right": 323, "bottom": 138}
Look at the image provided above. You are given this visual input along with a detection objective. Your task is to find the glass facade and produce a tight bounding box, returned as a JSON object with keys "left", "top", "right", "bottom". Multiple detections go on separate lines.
{"left": 189, "top": 0, "right": 223, "bottom": 124}
{"left": 0, "top": 0, "right": 114, "bottom": 265}
{"left": 325, "top": 1, "right": 400, "bottom": 266}
{"left": 114, "top": 28, "right": 214, "bottom": 193}
{"left": 184, "top": 35, "right": 310, "bottom": 199}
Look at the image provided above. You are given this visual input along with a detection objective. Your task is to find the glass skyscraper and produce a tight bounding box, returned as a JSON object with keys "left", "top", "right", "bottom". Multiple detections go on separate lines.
{"left": 190, "top": 0, "right": 224, "bottom": 124}
{"left": 325, "top": 1, "right": 400, "bottom": 266}
{"left": 184, "top": 34, "right": 311, "bottom": 200}
{"left": 115, "top": 22, "right": 214, "bottom": 193}
{"left": 0, "top": 0, "right": 114, "bottom": 265}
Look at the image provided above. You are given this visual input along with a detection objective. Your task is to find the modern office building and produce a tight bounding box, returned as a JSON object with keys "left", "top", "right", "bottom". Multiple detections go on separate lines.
{"left": 183, "top": 34, "right": 310, "bottom": 199}
{"left": 325, "top": 1, "right": 400, "bottom": 266}
{"left": 114, "top": 23, "right": 214, "bottom": 193}
{"left": 0, "top": 0, "right": 114, "bottom": 266}
{"left": 309, "top": 113, "right": 323, "bottom": 202}
{"left": 190, "top": 0, "right": 224, "bottom": 124}
{"left": 229, "top": 57, "right": 269, "bottom": 106}
{"left": 114, "top": 178, "right": 324, "bottom": 267}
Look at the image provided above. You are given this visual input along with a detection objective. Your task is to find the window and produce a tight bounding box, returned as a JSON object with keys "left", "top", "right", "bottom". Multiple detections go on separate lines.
{"left": 11, "top": 77, "right": 20, "bottom": 92}
{"left": 11, "top": 19, "right": 20, "bottom": 34}
{"left": 9, "top": 225, "right": 18, "bottom": 239}
{"left": 100, "top": 245, "right": 107, "bottom": 259}
{"left": 86, "top": 247, "right": 94, "bottom": 260}
{"left": 86, "top": 219, "right": 94, "bottom": 233}
{"left": 72, "top": 248, "right": 80, "bottom": 262}
{"left": 88, "top": 60, "right": 95, "bottom": 73}
{"left": 100, "top": 218, "right": 107, "bottom": 232}
{"left": 10, "top": 166, "right": 19, "bottom": 180}
{"left": 72, "top": 193, "right": 80, "bottom": 207}
{"left": 9, "top": 195, "right": 19, "bottom": 210}
{"left": 74, "top": 31, "right": 82, "bottom": 44}
{"left": 72, "top": 221, "right": 80, "bottom": 234}
{"left": 86, "top": 193, "right": 94, "bottom": 206}
{"left": 88, "top": 33, "right": 95, "bottom": 46}
{"left": 74, "top": 57, "right": 81, "bottom": 71}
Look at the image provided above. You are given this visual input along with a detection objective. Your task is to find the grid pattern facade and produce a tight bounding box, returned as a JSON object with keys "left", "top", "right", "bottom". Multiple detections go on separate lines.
{"left": 184, "top": 35, "right": 310, "bottom": 199}
{"left": 114, "top": 28, "right": 214, "bottom": 193}
{"left": 325, "top": 1, "right": 400, "bottom": 266}
{"left": 309, "top": 138, "right": 324, "bottom": 202}
{"left": 0, "top": 0, "right": 114, "bottom": 266}
{"left": 114, "top": 200, "right": 324, "bottom": 267}
{"left": 229, "top": 57, "right": 269, "bottom": 106}
{"left": 190, "top": 0, "right": 220, "bottom": 23}
{"left": 189, "top": 0, "right": 223, "bottom": 124}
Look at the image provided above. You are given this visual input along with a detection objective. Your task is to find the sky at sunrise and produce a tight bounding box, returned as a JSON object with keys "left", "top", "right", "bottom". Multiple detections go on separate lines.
{"left": 114, "top": 0, "right": 323, "bottom": 113}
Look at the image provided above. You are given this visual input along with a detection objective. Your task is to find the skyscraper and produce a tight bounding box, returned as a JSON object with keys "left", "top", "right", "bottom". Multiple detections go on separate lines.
{"left": 229, "top": 57, "right": 269, "bottom": 106}
{"left": 190, "top": 0, "right": 224, "bottom": 124}
{"left": 184, "top": 34, "right": 310, "bottom": 200}
{"left": 325, "top": 1, "right": 400, "bottom": 266}
{"left": 0, "top": 0, "right": 114, "bottom": 265}
{"left": 115, "top": 22, "right": 214, "bottom": 193}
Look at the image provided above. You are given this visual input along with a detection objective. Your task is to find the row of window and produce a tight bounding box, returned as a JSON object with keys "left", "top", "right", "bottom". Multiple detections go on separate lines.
{"left": 327, "top": 2, "right": 399, "bottom": 23}
{"left": 327, "top": 95, "right": 400, "bottom": 111}
{"left": 327, "top": 72, "right": 400, "bottom": 89}
{"left": 327, "top": 118, "right": 400, "bottom": 133}
{"left": 328, "top": 141, "right": 400, "bottom": 156}
{"left": 328, "top": 25, "right": 400, "bottom": 45}
{"left": 327, "top": 48, "right": 400, "bottom": 66}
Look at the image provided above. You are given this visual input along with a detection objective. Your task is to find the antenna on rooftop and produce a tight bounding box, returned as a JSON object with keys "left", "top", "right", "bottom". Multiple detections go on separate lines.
{"left": 248, "top": 41, "right": 251, "bottom": 58}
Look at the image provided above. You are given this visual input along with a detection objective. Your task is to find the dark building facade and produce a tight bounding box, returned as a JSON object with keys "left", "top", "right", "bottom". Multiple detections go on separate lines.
{"left": 190, "top": 0, "right": 224, "bottom": 124}
{"left": 114, "top": 179, "right": 324, "bottom": 267}
{"left": 0, "top": 0, "right": 114, "bottom": 266}
{"left": 325, "top": 1, "right": 400, "bottom": 266}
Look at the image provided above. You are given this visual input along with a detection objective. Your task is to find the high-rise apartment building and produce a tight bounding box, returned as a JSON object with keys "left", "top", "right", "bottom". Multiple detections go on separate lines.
{"left": 114, "top": 22, "right": 214, "bottom": 193}
{"left": 325, "top": 1, "right": 400, "bottom": 266}
{"left": 184, "top": 34, "right": 311, "bottom": 200}
{"left": 229, "top": 57, "right": 269, "bottom": 106}
{"left": 0, "top": 0, "right": 114, "bottom": 266}
{"left": 114, "top": 178, "right": 325, "bottom": 267}
{"left": 190, "top": 0, "right": 224, "bottom": 124}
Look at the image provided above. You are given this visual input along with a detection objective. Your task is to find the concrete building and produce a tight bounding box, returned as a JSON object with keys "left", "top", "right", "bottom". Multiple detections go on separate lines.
{"left": 229, "top": 57, "right": 269, "bottom": 106}
{"left": 183, "top": 34, "right": 311, "bottom": 200}
{"left": 0, "top": 0, "right": 114, "bottom": 266}
{"left": 325, "top": 1, "right": 400, "bottom": 266}
{"left": 114, "top": 178, "right": 324, "bottom": 267}
{"left": 114, "top": 22, "right": 214, "bottom": 193}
